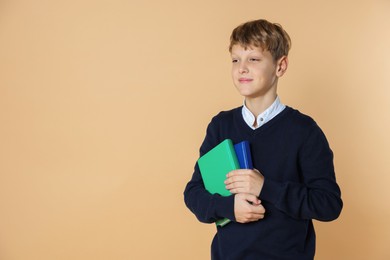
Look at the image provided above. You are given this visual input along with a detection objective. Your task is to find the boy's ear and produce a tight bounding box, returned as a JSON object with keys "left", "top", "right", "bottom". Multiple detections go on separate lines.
{"left": 276, "top": 56, "right": 288, "bottom": 77}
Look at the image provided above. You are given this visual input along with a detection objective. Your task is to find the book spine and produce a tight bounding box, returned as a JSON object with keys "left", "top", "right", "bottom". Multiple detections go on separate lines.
{"left": 216, "top": 218, "right": 231, "bottom": 227}
{"left": 242, "top": 143, "right": 249, "bottom": 168}
{"left": 243, "top": 142, "right": 253, "bottom": 169}
{"left": 226, "top": 140, "right": 239, "bottom": 170}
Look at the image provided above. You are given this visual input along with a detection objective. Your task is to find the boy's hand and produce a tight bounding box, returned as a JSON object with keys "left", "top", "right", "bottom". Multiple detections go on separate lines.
{"left": 234, "top": 193, "right": 266, "bottom": 223}
{"left": 225, "top": 169, "right": 264, "bottom": 197}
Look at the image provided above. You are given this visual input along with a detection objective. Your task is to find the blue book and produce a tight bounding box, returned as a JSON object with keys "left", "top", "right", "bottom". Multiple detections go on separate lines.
{"left": 234, "top": 141, "right": 253, "bottom": 169}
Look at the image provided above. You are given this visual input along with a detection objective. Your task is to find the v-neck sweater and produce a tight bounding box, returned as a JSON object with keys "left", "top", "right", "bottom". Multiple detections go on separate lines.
{"left": 184, "top": 106, "right": 343, "bottom": 260}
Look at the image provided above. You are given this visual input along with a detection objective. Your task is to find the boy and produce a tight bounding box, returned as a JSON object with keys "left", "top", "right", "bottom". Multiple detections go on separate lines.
{"left": 184, "top": 19, "right": 342, "bottom": 259}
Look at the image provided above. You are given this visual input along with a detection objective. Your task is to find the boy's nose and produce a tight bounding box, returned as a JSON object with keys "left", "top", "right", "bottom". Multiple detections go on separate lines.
{"left": 239, "top": 63, "right": 249, "bottom": 74}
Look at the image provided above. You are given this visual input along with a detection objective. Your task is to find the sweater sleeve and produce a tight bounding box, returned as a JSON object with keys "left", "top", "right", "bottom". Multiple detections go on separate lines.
{"left": 183, "top": 116, "right": 236, "bottom": 223}
{"left": 260, "top": 123, "right": 343, "bottom": 221}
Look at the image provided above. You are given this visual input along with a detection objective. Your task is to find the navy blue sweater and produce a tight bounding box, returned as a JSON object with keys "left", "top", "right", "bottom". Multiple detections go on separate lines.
{"left": 184, "top": 106, "right": 343, "bottom": 260}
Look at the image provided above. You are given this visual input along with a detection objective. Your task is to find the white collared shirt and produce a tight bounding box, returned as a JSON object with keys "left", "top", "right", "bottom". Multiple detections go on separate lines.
{"left": 242, "top": 96, "right": 286, "bottom": 130}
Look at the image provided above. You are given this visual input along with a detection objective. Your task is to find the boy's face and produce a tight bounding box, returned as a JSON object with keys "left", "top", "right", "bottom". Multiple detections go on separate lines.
{"left": 230, "top": 44, "right": 287, "bottom": 100}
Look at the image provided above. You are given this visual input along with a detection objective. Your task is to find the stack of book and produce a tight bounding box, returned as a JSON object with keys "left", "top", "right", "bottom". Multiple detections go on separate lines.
{"left": 197, "top": 139, "right": 253, "bottom": 227}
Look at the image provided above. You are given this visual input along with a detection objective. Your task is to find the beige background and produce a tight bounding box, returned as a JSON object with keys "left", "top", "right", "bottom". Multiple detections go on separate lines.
{"left": 0, "top": 0, "right": 389, "bottom": 259}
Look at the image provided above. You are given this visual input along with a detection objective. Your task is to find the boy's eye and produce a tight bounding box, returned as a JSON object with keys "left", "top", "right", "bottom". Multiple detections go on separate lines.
{"left": 232, "top": 59, "right": 238, "bottom": 63}
{"left": 249, "top": 58, "right": 260, "bottom": 62}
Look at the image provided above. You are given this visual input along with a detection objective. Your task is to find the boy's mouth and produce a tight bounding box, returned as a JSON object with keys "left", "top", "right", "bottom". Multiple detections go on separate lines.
{"left": 238, "top": 78, "right": 253, "bottom": 83}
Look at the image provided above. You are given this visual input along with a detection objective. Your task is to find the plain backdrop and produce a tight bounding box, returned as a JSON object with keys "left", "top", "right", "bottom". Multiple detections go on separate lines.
{"left": 1, "top": 0, "right": 389, "bottom": 259}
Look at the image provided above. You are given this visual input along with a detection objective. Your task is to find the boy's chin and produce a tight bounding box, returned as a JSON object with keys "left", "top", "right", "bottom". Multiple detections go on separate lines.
{"left": 235, "top": 86, "right": 258, "bottom": 97}
{"left": 235, "top": 88, "right": 252, "bottom": 97}
{"left": 237, "top": 91, "right": 257, "bottom": 99}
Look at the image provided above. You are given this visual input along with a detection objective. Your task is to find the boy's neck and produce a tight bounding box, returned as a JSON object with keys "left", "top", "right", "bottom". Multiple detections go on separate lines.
{"left": 245, "top": 94, "right": 277, "bottom": 118}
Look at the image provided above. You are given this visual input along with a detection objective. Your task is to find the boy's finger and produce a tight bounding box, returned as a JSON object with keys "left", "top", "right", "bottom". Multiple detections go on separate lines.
{"left": 252, "top": 205, "right": 266, "bottom": 214}
{"left": 244, "top": 194, "right": 260, "bottom": 204}
{"left": 224, "top": 175, "right": 245, "bottom": 184}
{"left": 227, "top": 169, "right": 251, "bottom": 177}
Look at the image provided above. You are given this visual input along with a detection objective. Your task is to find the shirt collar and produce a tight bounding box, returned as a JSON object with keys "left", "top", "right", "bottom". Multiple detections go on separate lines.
{"left": 242, "top": 96, "right": 286, "bottom": 130}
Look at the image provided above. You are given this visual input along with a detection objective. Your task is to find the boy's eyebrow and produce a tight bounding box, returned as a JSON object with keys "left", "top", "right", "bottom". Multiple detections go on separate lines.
{"left": 230, "top": 50, "right": 263, "bottom": 57}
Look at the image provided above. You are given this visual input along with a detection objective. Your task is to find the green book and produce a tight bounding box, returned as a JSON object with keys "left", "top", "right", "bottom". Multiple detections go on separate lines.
{"left": 197, "top": 139, "right": 240, "bottom": 227}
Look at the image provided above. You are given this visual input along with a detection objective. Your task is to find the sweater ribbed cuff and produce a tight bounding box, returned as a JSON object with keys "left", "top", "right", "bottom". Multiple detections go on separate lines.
{"left": 215, "top": 195, "right": 235, "bottom": 221}
{"left": 260, "top": 178, "right": 282, "bottom": 205}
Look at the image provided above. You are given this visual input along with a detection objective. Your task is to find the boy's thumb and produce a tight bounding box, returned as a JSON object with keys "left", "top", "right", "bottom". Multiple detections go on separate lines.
{"left": 245, "top": 194, "right": 260, "bottom": 205}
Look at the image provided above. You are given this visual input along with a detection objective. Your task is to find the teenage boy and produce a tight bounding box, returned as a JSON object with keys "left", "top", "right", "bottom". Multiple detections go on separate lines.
{"left": 184, "top": 19, "right": 343, "bottom": 260}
